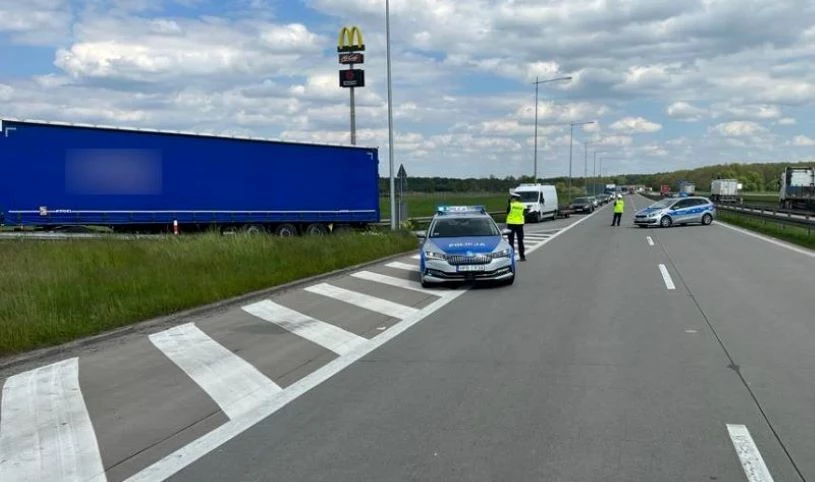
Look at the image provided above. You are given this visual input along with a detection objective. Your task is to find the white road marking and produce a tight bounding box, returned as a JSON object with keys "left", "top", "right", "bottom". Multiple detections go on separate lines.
{"left": 715, "top": 221, "right": 815, "bottom": 260}
{"left": 386, "top": 261, "right": 419, "bottom": 271}
{"left": 242, "top": 300, "right": 367, "bottom": 356}
{"left": 0, "top": 358, "right": 106, "bottom": 482}
{"left": 646, "top": 236, "right": 654, "bottom": 246}
{"left": 658, "top": 264, "right": 676, "bottom": 290}
{"left": 304, "top": 283, "right": 419, "bottom": 319}
{"left": 351, "top": 270, "right": 446, "bottom": 296}
{"left": 726, "top": 424, "right": 775, "bottom": 482}
{"left": 149, "top": 323, "right": 281, "bottom": 419}
{"left": 125, "top": 207, "right": 601, "bottom": 482}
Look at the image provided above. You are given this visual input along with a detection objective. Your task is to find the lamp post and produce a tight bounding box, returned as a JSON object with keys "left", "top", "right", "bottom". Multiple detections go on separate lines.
{"left": 567, "top": 120, "right": 595, "bottom": 202}
{"left": 385, "top": 0, "right": 396, "bottom": 230}
{"left": 583, "top": 140, "right": 591, "bottom": 193}
{"left": 532, "top": 75, "right": 572, "bottom": 180}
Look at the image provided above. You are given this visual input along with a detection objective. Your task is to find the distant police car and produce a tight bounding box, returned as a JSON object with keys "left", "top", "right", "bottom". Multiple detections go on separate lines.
{"left": 416, "top": 205, "right": 516, "bottom": 287}
{"left": 634, "top": 196, "right": 716, "bottom": 228}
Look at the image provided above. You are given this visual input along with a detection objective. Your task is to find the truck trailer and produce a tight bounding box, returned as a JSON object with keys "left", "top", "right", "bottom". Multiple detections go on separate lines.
{"left": 677, "top": 180, "right": 696, "bottom": 195}
{"left": 779, "top": 166, "right": 815, "bottom": 210}
{"left": 710, "top": 179, "right": 742, "bottom": 203}
{"left": 0, "top": 117, "right": 381, "bottom": 235}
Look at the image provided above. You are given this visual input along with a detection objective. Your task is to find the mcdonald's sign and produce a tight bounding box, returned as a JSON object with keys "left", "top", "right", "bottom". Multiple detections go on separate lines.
{"left": 337, "top": 25, "right": 365, "bottom": 52}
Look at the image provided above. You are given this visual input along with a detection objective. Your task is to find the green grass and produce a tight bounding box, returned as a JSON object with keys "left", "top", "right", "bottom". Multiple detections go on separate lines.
{"left": 718, "top": 211, "right": 815, "bottom": 250}
{"left": 0, "top": 231, "right": 419, "bottom": 357}
{"left": 380, "top": 193, "right": 508, "bottom": 219}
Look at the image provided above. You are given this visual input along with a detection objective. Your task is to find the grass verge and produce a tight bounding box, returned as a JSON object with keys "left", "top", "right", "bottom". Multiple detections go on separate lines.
{"left": 717, "top": 211, "right": 815, "bottom": 249}
{"left": 0, "top": 231, "right": 419, "bottom": 357}
{"left": 381, "top": 193, "right": 508, "bottom": 219}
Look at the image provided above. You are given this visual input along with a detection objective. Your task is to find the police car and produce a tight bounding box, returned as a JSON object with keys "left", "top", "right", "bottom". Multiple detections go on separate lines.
{"left": 633, "top": 195, "right": 716, "bottom": 228}
{"left": 415, "top": 205, "right": 516, "bottom": 287}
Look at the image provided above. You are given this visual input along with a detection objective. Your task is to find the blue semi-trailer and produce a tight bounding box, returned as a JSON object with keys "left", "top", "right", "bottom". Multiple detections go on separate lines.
{"left": 0, "top": 117, "right": 381, "bottom": 236}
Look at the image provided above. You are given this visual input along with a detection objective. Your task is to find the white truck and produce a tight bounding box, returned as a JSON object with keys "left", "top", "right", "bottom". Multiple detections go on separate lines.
{"left": 779, "top": 167, "right": 815, "bottom": 210}
{"left": 710, "top": 179, "right": 742, "bottom": 203}
{"left": 510, "top": 183, "right": 559, "bottom": 222}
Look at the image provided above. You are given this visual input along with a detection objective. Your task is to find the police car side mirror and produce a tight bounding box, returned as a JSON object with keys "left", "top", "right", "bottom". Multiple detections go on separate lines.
{"left": 415, "top": 230, "right": 426, "bottom": 239}
{"left": 501, "top": 228, "right": 512, "bottom": 236}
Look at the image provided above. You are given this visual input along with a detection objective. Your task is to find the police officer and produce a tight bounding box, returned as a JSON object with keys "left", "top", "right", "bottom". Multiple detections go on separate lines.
{"left": 611, "top": 193, "right": 624, "bottom": 226}
{"left": 506, "top": 192, "right": 528, "bottom": 261}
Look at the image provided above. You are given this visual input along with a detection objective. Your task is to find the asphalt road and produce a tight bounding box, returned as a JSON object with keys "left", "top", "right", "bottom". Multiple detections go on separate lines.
{"left": 2, "top": 196, "right": 813, "bottom": 482}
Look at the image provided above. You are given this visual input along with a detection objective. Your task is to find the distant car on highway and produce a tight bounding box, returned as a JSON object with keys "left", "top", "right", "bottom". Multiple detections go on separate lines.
{"left": 415, "top": 205, "right": 515, "bottom": 287}
{"left": 569, "top": 196, "right": 595, "bottom": 213}
{"left": 633, "top": 196, "right": 716, "bottom": 228}
{"left": 595, "top": 193, "right": 611, "bottom": 204}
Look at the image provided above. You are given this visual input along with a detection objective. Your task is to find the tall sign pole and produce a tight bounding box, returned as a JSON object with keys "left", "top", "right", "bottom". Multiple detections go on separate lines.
{"left": 385, "top": 0, "right": 397, "bottom": 230}
{"left": 338, "top": 26, "right": 366, "bottom": 145}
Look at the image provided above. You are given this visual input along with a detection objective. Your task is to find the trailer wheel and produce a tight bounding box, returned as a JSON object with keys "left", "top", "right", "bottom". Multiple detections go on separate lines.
{"left": 243, "top": 224, "right": 265, "bottom": 235}
{"left": 275, "top": 224, "right": 297, "bottom": 237}
{"left": 305, "top": 223, "right": 328, "bottom": 236}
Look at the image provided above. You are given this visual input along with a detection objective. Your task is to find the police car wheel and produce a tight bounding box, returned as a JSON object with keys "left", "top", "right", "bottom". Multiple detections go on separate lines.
{"left": 702, "top": 213, "right": 713, "bottom": 225}
{"left": 659, "top": 216, "right": 672, "bottom": 228}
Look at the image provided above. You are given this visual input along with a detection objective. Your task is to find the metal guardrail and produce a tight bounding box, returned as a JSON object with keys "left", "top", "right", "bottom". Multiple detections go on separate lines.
{"left": 376, "top": 211, "right": 506, "bottom": 226}
{"left": 715, "top": 204, "right": 815, "bottom": 228}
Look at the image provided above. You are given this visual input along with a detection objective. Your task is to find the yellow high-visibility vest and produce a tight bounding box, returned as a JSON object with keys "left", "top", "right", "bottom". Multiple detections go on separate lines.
{"left": 507, "top": 201, "right": 526, "bottom": 224}
{"left": 614, "top": 199, "right": 625, "bottom": 213}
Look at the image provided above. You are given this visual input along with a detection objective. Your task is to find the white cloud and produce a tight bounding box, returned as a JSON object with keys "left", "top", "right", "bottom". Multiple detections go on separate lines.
{"left": 610, "top": 116, "right": 662, "bottom": 134}
{"left": 709, "top": 121, "right": 768, "bottom": 138}
{"left": 666, "top": 102, "right": 706, "bottom": 122}
{"left": 1, "top": 0, "right": 815, "bottom": 177}
{"left": 792, "top": 135, "right": 815, "bottom": 146}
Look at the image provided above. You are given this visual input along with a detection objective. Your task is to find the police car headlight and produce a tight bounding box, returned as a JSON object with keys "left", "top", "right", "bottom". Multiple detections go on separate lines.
{"left": 491, "top": 248, "right": 511, "bottom": 258}
{"left": 425, "top": 250, "right": 446, "bottom": 260}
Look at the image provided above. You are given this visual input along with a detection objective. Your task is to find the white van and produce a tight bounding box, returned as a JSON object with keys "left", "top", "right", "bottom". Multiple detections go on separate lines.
{"left": 511, "top": 183, "right": 559, "bottom": 222}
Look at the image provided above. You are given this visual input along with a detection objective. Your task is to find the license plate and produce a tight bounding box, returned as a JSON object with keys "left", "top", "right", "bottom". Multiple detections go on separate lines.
{"left": 457, "top": 265, "right": 486, "bottom": 272}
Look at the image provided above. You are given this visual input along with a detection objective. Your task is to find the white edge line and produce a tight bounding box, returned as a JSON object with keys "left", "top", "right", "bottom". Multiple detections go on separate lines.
{"left": 123, "top": 206, "right": 600, "bottom": 482}
{"left": 658, "top": 263, "right": 676, "bottom": 290}
{"left": 714, "top": 220, "right": 815, "bottom": 260}
{"left": 726, "top": 424, "right": 775, "bottom": 482}
{"left": 646, "top": 236, "right": 654, "bottom": 246}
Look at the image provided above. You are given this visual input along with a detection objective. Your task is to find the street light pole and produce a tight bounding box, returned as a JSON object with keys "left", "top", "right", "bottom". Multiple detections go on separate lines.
{"left": 532, "top": 75, "right": 572, "bottom": 181}
{"left": 385, "top": 0, "right": 396, "bottom": 230}
{"left": 567, "top": 120, "right": 595, "bottom": 202}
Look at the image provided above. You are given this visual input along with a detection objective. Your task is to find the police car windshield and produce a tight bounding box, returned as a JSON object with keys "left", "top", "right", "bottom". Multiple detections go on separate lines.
{"left": 516, "top": 191, "right": 539, "bottom": 202}
{"left": 429, "top": 217, "right": 501, "bottom": 238}
{"left": 649, "top": 199, "right": 674, "bottom": 209}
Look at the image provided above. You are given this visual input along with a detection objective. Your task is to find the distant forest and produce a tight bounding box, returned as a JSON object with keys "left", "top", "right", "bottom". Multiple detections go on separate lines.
{"left": 379, "top": 161, "right": 814, "bottom": 194}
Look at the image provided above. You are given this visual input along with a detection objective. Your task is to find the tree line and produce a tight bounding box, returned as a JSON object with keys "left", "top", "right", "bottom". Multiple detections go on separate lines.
{"left": 379, "top": 161, "right": 814, "bottom": 194}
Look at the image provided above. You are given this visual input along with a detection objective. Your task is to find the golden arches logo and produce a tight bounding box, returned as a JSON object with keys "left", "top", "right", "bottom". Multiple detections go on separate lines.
{"left": 337, "top": 26, "right": 365, "bottom": 52}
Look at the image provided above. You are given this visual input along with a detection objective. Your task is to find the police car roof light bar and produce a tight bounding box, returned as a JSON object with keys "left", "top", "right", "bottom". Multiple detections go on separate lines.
{"left": 436, "top": 205, "right": 487, "bottom": 215}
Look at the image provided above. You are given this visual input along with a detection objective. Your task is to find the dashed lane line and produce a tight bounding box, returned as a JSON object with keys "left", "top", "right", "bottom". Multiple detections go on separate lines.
{"left": 726, "top": 424, "right": 775, "bottom": 482}
{"left": 149, "top": 323, "right": 282, "bottom": 420}
{"left": 304, "top": 283, "right": 420, "bottom": 319}
{"left": 242, "top": 300, "right": 368, "bottom": 356}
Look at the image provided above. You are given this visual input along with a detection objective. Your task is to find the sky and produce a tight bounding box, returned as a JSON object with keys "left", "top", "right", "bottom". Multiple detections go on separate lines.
{"left": 2, "top": 0, "right": 815, "bottom": 179}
